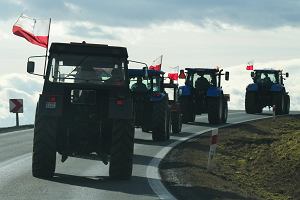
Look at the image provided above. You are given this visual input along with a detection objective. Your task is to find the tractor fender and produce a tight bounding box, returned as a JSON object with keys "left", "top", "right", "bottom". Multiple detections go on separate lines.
{"left": 246, "top": 83, "right": 258, "bottom": 92}
{"left": 150, "top": 93, "right": 166, "bottom": 102}
{"left": 271, "top": 84, "right": 284, "bottom": 92}
{"left": 109, "top": 95, "right": 133, "bottom": 119}
{"left": 178, "top": 85, "right": 191, "bottom": 96}
{"left": 207, "top": 87, "right": 222, "bottom": 97}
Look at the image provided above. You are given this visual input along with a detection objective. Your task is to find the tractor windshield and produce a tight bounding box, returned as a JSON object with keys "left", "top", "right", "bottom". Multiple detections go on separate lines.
{"left": 253, "top": 71, "right": 279, "bottom": 84}
{"left": 187, "top": 72, "right": 217, "bottom": 89}
{"left": 48, "top": 54, "right": 126, "bottom": 85}
{"left": 129, "top": 76, "right": 150, "bottom": 92}
{"left": 129, "top": 76, "right": 161, "bottom": 93}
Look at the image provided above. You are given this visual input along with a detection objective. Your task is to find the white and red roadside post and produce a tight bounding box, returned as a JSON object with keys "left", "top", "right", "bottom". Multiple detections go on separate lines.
{"left": 9, "top": 99, "right": 23, "bottom": 127}
{"left": 207, "top": 128, "right": 218, "bottom": 171}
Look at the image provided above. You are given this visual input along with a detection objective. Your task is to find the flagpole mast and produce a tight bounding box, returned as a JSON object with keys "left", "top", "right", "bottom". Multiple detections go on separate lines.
{"left": 160, "top": 55, "right": 163, "bottom": 71}
{"left": 43, "top": 18, "right": 51, "bottom": 78}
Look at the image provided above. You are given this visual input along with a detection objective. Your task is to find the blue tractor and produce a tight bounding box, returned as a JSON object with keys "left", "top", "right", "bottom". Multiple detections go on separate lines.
{"left": 245, "top": 69, "right": 290, "bottom": 115}
{"left": 128, "top": 68, "right": 171, "bottom": 141}
{"left": 178, "top": 68, "right": 230, "bottom": 124}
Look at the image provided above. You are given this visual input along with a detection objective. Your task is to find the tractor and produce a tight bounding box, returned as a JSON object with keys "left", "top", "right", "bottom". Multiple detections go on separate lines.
{"left": 245, "top": 69, "right": 290, "bottom": 115}
{"left": 27, "top": 42, "right": 135, "bottom": 180}
{"left": 178, "top": 68, "right": 230, "bottom": 124}
{"left": 163, "top": 75, "right": 182, "bottom": 134}
{"left": 128, "top": 68, "right": 171, "bottom": 141}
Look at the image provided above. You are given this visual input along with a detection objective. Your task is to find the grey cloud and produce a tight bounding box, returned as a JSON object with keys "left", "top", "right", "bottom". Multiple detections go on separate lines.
{"left": 68, "top": 25, "right": 119, "bottom": 40}
{"left": 2, "top": 0, "right": 300, "bottom": 29}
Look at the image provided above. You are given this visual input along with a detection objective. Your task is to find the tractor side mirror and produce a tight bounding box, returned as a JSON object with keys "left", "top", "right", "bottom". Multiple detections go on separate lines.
{"left": 27, "top": 61, "right": 35, "bottom": 74}
{"left": 225, "top": 71, "right": 229, "bottom": 81}
{"left": 286, "top": 72, "right": 289, "bottom": 78}
{"left": 178, "top": 70, "right": 186, "bottom": 79}
{"left": 251, "top": 71, "right": 255, "bottom": 78}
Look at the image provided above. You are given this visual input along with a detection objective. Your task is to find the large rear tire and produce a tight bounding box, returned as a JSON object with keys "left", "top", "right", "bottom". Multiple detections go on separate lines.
{"left": 171, "top": 112, "right": 182, "bottom": 134}
{"left": 180, "top": 97, "right": 195, "bottom": 123}
{"left": 32, "top": 111, "right": 57, "bottom": 178}
{"left": 109, "top": 119, "right": 134, "bottom": 180}
{"left": 208, "top": 97, "right": 222, "bottom": 124}
{"left": 284, "top": 95, "right": 290, "bottom": 114}
{"left": 273, "top": 93, "right": 284, "bottom": 115}
{"left": 245, "top": 92, "right": 258, "bottom": 114}
{"left": 152, "top": 100, "right": 169, "bottom": 141}
{"left": 221, "top": 100, "right": 228, "bottom": 123}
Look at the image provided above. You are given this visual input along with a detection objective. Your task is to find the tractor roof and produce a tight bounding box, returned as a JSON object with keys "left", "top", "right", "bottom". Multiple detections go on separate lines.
{"left": 254, "top": 69, "right": 281, "bottom": 73}
{"left": 49, "top": 42, "right": 128, "bottom": 58}
{"left": 128, "top": 69, "right": 164, "bottom": 78}
{"left": 185, "top": 68, "right": 219, "bottom": 73}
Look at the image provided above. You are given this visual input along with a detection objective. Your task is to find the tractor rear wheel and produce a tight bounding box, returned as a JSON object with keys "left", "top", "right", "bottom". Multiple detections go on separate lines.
{"left": 32, "top": 111, "right": 57, "bottom": 178}
{"left": 171, "top": 112, "right": 182, "bottom": 134}
{"left": 273, "top": 93, "right": 285, "bottom": 115}
{"left": 208, "top": 97, "right": 222, "bottom": 124}
{"left": 180, "top": 97, "right": 194, "bottom": 123}
{"left": 221, "top": 100, "right": 228, "bottom": 123}
{"left": 152, "top": 100, "right": 169, "bottom": 141}
{"left": 284, "top": 95, "right": 290, "bottom": 114}
{"left": 245, "top": 92, "right": 258, "bottom": 114}
{"left": 109, "top": 119, "right": 134, "bottom": 180}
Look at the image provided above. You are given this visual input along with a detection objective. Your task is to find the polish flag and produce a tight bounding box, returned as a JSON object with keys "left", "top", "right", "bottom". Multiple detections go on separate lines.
{"left": 167, "top": 66, "right": 179, "bottom": 80}
{"left": 149, "top": 55, "right": 163, "bottom": 71}
{"left": 246, "top": 60, "right": 254, "bottom": 70}
{"left": 246, "top": 65, "right": 254, "bottom": 70}
{"left": 168, "top": 73, "right": 178, "bottom": 80}
{"left": 12, "top": 14, "right": 50, "bottom": 48}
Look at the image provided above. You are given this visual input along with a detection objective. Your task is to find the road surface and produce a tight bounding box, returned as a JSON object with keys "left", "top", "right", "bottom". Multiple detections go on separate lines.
{"left": 0, "top": 111, "right": 295, "bottom": 200}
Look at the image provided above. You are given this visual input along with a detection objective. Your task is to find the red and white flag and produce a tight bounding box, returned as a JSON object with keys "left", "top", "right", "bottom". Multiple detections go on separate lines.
{"left": 246, "top": 60, "right": 254, "bottom": 70}
{"left": 149, "top": 55, "right": 163, "bottom": 71}
{"left": 167, "top": 66, "right": 179, "bottom": 81}
{"left": 12, "top": 14, "right": 50, "bottom": 48}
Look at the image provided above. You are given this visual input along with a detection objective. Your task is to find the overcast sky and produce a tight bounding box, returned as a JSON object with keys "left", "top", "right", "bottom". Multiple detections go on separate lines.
{"left": 0, "top": 0, "right": 299, "bottom": 127}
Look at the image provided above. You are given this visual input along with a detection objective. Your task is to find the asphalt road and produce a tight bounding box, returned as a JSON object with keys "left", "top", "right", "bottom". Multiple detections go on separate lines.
{"left": 0, "top": 111, "right": 295, "bottom": 200}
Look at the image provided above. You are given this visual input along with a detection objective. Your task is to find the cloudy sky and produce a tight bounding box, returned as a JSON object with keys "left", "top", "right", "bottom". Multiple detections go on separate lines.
{"left": 0, "top": 0, "right": 300, "bottom": 127}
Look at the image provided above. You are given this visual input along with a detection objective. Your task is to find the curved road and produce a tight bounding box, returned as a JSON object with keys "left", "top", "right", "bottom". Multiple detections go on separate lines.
{"left": 0, "top": 111, "right": 296, "bottom": 200}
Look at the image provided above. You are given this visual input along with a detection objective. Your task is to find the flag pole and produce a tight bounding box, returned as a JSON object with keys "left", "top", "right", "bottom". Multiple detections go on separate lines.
{"left": 160, "top": 55, "right": 163, "bottom": 71}
{"left": 43, "top": 18, "right": 51, "bottom": 77}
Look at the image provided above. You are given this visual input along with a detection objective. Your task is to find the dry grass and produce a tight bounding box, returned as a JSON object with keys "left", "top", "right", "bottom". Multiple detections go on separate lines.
{"left": 160, "top": 115, "right": 300, "bottom": 200}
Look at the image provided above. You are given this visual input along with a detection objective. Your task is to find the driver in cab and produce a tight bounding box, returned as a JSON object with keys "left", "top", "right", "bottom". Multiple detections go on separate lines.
{"left": 131, "top": 77, "right": 147, "bottom": 93}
